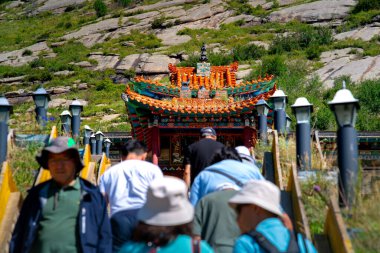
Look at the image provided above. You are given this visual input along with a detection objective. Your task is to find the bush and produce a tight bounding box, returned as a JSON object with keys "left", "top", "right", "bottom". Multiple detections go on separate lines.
{"left": 352, "top": 0, "right": 380, "bottom": 13}
{"left": 124, "top": 69, "right": 136, "bottom": 79}
{"left": 25, "top": 70, "right": 53, "bottom": 82}
{"left": 151, "top": 16, "right": 165, "bottom": 29}
{"left": 118, "top": 0, "right": 134, "bottom": 7}
{"left": 306, "top": 45, "right": 322, "bottom": 60}
{"left": 260, "top": 55, "right": 287, "bottom": 77}
{"left": 22, "top": 49, "right": 33, "bottom": 56}
{"left": 269, "top": 26, "right": 333, "bottom": 54}
{"left": 94, "top": 0, "right": 107, "bottom": 18}
{"left": 232, "top": 44, "right": 266, "bottom": 61}
{"left": 208, "top": 52, "right": 234, "bottom": 66}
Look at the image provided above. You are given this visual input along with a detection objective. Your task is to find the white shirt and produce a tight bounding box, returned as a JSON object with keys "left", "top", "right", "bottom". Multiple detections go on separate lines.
{"left": 99, "top": 159, "right": 163, "bottom": 216}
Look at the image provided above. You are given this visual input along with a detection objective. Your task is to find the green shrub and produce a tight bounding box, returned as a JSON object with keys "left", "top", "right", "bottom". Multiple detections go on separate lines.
{"left": 208, "top": 52, "right": 234, "bottom": 66}
{"left": 306, "top": 45, "right": 322, "bottom": 60}
{"left": 22, "top": 49, "right": 33, "bottom": 56}
{"left": 25, "top": 70, "right": 53, "bottom": 82}
{"left": 232, "top": 44, "right": 266, "bottom": 61}
{"left": 94, "top": 0, "right": 107, "bottom": 18}
{"left": 118, "top": 0, "right": 134, "bottom": 7}
{"left": 352, "top": 0, "right": 380, "bottom": 13}
{"left": 269, "top": 26, "right": 333, "bottom": 54}
{"left": 151, "top": 16, "right": 166, "bottom": 29}
{"left": 269, "top": 35, "right": 299, "bottom": 54}
{"left": 260, "top": 54, "right": 287, "bottom": 77}
{"left": 124, "top": 69, "right": 136, "bottom": 79}
{"left": 10, "top": 143, "right": 44, "bottom": 195}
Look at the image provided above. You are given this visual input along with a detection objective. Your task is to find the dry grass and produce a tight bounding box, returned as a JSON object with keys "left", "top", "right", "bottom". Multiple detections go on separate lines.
{"left": 347, "top": 178, "right": 380, "bottom": 252}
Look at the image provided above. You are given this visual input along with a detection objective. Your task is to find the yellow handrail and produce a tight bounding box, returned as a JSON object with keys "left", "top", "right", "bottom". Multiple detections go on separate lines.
{"left": 33, "top": 126, "right": 58, "bottom": 186}
{"left": 324, "top": 198, "right": 354, "bottom": 253}
{"left": 287, "top": 163, "right": 312, "bottom": 240}
{"left": 97, "top": 153, "right": 111, "bottom": 184}
{"left": 271, "top": 130, "right": 284, "bottom": 190}
{"left": 0, "top": 162, "right": 18, "bottom": 223}
{"left": 80, "top": 144, "right": 96, "bottom": 183}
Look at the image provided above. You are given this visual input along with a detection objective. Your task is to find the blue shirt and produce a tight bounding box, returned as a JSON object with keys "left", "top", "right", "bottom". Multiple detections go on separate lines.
{"left": 190, "top": 159, "right": 264, "bottom": 205}
{"left": 119, "top": 235, "right": 214, "bottom": 253}
{"left": 233, "top": 218, "right": 318, "bottom": 253}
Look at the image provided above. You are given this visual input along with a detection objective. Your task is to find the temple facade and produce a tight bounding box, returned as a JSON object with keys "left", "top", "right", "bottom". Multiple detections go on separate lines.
{"left": 123, "top": 46, "right": 277, "bottom": 173}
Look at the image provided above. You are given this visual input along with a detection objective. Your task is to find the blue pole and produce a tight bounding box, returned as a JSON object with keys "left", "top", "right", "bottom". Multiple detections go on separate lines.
{"left": 258, "top": 115, "right": 268, "bottom": 142}
{"left": 0, "top": 121, "right": 8, "bottom": 165}
{"left": 337, "top": 126, "right": 359, "bottom": 208}
{"left": 274, "top": 109, "right": 286, "bottom": 135}
{"left": 71, "top": 115, "right": 80, "bottom": 137}
{"left": 96, "top": 139, "right": 103, "bottom": 155}
{"left": 36, "top": 107, "right": 47, "bottom": 126}
{"left": 105, "top": 146, "right": 110, "bottom": 158}
{"left": 296, "top": 123, "right": 311, "bottom": 170}
{"left": 91, "top": 141, "right": 96, "bottom": 155}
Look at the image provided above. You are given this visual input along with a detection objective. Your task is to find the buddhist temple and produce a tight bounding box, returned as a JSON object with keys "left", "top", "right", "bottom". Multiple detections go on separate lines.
{"left": 122, "top": 45, "right": 277, "bottom": 172}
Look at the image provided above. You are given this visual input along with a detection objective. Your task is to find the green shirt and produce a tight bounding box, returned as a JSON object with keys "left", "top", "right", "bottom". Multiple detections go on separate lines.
{"left": 31, "top": 180, "right": 82, "bottom": 253}
{"left": 193, "top": 190, "right": 240, "bottom": 253}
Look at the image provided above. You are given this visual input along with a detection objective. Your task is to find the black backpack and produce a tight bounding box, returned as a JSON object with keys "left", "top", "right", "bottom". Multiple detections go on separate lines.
{"left": 246, "top": 230, "right": 307, "bottom": 253}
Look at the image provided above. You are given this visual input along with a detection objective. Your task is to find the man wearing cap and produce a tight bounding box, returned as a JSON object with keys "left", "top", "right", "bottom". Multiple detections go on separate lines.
{"left": 229, "top": 180, "right": 317, "bottom": 253}
{"left": 183, "top": 127, "right": 225, "bottom": 186}
{"left": 10, "top": 137, "right": 112, "bottom": 253}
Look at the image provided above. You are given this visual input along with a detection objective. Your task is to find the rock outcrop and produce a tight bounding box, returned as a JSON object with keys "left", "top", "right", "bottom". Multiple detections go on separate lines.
{"left": 335, "top": 23, "right": 380, "bottom": 41}
{"left": 35, "top": 0, "right": 86, "bottom": 14}
{"left": 0, "top": 42, "right": 53, "bottom": 67}
{"left": 268, "top": 0, "right": 356, "bottom": 24}
{"left": 313, "top": 48, "right": 380, "bottom": 87}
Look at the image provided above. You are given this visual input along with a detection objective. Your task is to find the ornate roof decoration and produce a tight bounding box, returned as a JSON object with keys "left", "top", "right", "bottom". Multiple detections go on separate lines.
{"left": 123, "top": 45, "right": 277, "bottom": 149}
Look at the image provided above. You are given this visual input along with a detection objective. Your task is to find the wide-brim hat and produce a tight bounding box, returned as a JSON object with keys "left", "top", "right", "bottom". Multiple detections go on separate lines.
{"left": 36, "top": 136, "right": 84, "bottom": 172}
{"left": 229, "top": 180, "right": 282, "bottom": 217}
{"left": 138, "top": 176, "right": 194, "bottom": 226}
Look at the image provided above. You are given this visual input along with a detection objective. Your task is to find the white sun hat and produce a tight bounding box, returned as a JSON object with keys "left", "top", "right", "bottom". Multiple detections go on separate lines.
{"left": 137, "top": 176, "right": 194, "bottom": 226}
{"left": 229, "top": 180, "right": 282, "bottom": 216}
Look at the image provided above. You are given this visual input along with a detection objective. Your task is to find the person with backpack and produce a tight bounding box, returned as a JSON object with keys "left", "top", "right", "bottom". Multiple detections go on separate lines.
{"left": 229, "top": 180, "right": 317, "bottom": 253}
{"left": 190, "top": 147, "right": 263, "bottom": 206}
{"left": 119, "top": 176, "right": 214, "bottom": 253}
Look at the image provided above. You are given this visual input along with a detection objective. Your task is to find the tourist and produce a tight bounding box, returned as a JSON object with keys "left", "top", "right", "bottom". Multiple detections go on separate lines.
{"left": 10, "top": 137, "right": 112, "bottom": 253}
{"left": 99, "top": 139, "right": 163, "bottom": 252}
{"left": 229, "top": 180, "right": 318, "bottom": 253}
{"left": 183, "top": 127, "right": 225, "bottom": 187}
{"left": 235, "top": 146, "right": 260, "bottom": 169}
{"left": 119, "top": 176, "right": 214, "bottom": 253}
{"left": 193, "top": 183, "right": 241, "bottom": 253}
{"left": 189, "top": 146, "right": 263, "bottom": 205}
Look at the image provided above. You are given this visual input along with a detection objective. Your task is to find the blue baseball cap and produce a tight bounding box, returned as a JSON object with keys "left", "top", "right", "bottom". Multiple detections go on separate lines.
{"left": 200, "top": 127, "right": 217, "bottom": 136}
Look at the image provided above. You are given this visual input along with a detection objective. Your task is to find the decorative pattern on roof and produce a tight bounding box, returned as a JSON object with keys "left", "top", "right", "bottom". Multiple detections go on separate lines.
{"left": 131, "top": 74, "right": 275, "bottom": 98}
{"left": 125, "top": 83, "right": 276, "bottom": 116}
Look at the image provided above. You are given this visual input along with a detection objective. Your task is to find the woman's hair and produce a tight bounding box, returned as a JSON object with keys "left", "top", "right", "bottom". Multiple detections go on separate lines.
{"left": 209, "top": 146, "right": 242, "bottom": 165}
{"left": 132, "top": 221, "right": 193, "bottom": 247}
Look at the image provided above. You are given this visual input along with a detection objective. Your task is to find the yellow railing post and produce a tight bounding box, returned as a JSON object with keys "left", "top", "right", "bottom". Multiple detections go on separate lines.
{"left": 33, "top": 126, "right": 58, "bottom": 186}
{"left": 0, "top": 162, "right": 18, "bottom": 224}
{"left": 324, "top": 198, "right": 354, "bottom": 253}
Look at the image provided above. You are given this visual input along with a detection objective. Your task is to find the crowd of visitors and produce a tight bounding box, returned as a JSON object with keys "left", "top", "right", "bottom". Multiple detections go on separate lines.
{"left": 10, "top": 128, "right": 318, "bottom": 253}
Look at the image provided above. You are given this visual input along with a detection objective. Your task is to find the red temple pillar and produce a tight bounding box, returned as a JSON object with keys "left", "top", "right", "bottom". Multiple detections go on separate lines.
{"left": 151, "top": 126, "right": 160, "bottom": 165}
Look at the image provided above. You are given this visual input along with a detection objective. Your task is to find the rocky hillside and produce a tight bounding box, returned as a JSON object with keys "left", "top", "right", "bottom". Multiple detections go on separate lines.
{"left": 0, "top": 0, "right": 379, "bottom": 132}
